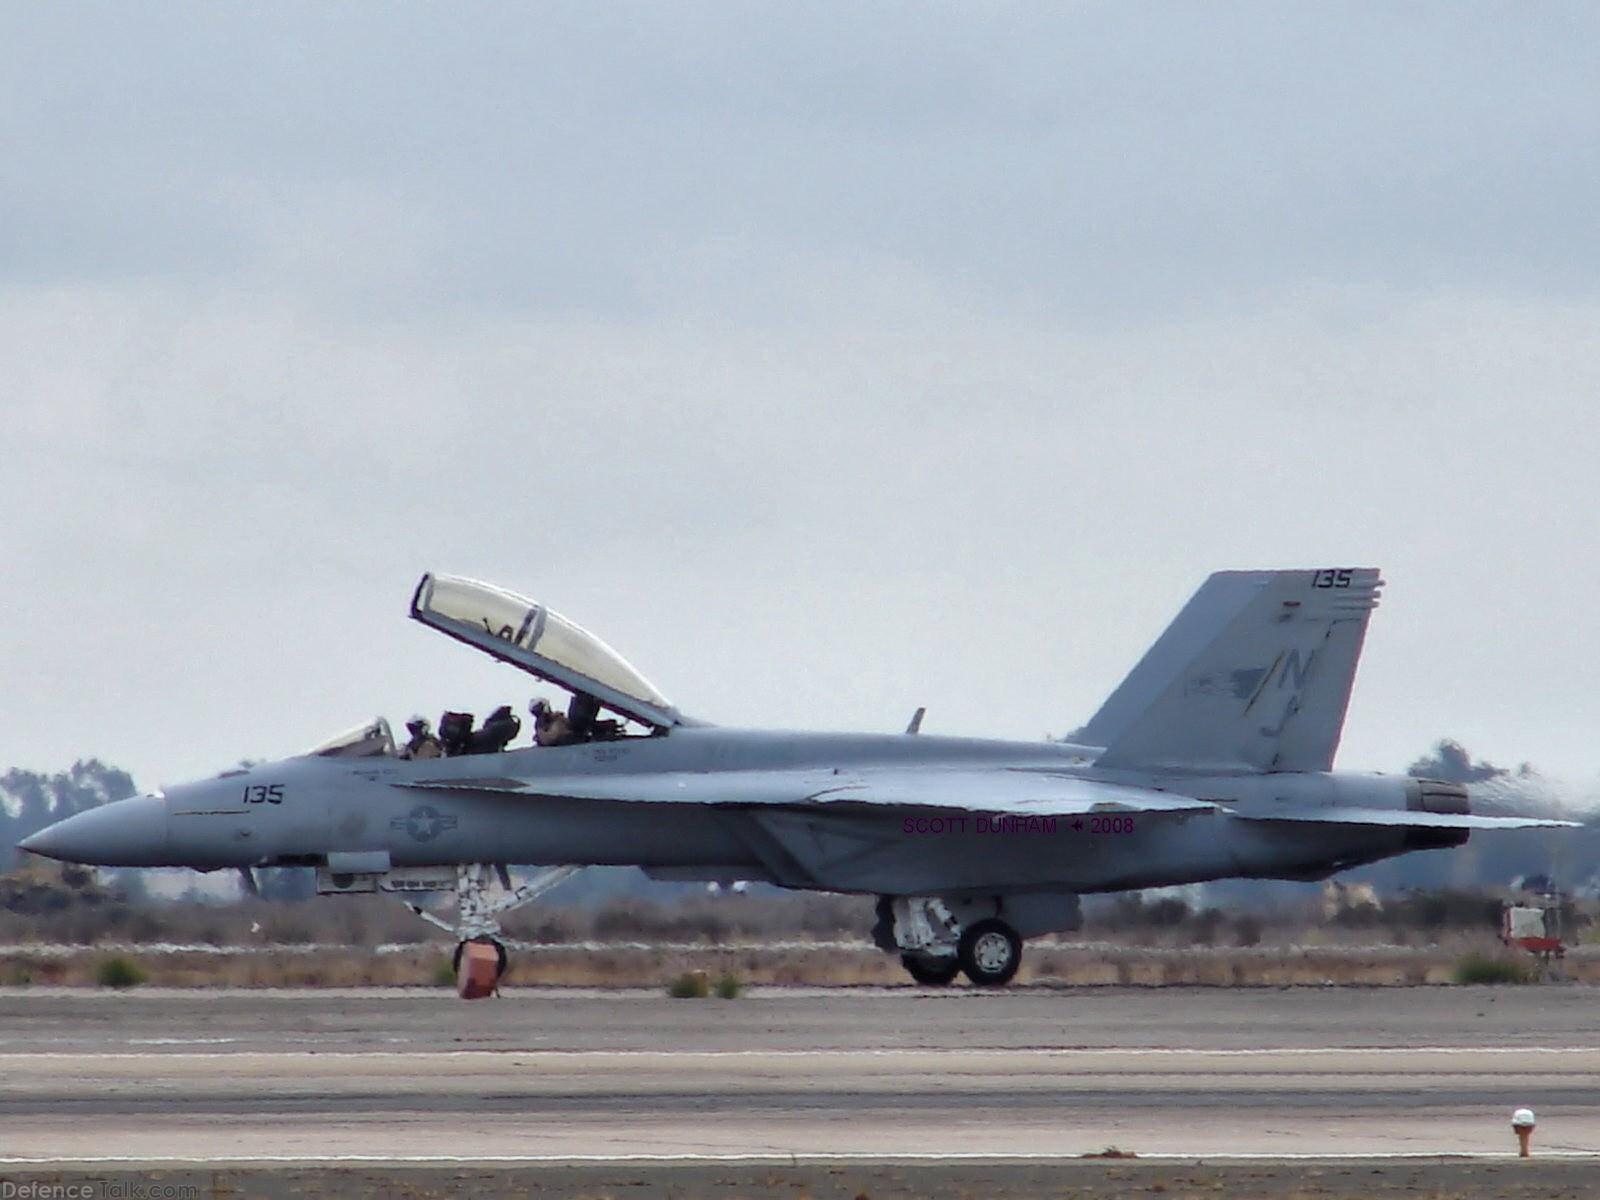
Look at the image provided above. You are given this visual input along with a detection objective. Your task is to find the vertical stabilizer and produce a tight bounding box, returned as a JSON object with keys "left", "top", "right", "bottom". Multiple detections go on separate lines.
{"left": 1091, "top": 569, "right": 1382, "bottom": 773}
{"left": 1075, "top": 571, "right": 1274, "bottom": 752}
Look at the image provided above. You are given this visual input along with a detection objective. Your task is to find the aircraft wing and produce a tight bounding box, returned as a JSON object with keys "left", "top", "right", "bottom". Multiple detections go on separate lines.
{"left": 1236, "top": 807, "right": 1579, "bottom": 829}
{"left": 796, "top": 770, "right": 1219, "bottom": 816}
{"left": 404, "top": 767, "right": 1220, "bottom": 893}
{"left": 403, "top": 767, "right": 1221, "bottom": 819}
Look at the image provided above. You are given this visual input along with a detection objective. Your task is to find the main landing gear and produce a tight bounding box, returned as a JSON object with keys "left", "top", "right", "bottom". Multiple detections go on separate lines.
{"left": 900, "top": 953, "right": 961, "bottom": 986}
{"left": 957, "top": 918, "right": 1023, "bottom": 986}
{"left": 877, "top": 897, "right": 1025, "bottom": 987}
{"left": 405, "top": 863, "right": 583, "bottom": 999}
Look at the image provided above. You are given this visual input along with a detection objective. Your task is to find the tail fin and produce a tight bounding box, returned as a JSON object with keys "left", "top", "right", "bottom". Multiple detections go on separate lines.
{"left": 1074, "top": 571, "right": 1276, "bottom": 752}
{"left": 1088, "top": 568, "right": 1382, "bottom": 774}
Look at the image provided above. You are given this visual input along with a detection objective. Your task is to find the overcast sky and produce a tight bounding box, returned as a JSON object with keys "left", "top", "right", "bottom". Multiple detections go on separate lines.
{"left": 4, "top": 4, "right": 1600, "bottom": 793}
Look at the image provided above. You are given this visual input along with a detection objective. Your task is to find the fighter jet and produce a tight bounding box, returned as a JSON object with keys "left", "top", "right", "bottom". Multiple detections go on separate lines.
{"left": 20, "top": 568, "right": 1574, "bottom": 996}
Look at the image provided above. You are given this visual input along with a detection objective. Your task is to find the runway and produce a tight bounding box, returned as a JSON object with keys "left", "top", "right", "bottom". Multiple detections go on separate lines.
{"left": 2, "top": 984, "right": 1598, "bottom": 1167}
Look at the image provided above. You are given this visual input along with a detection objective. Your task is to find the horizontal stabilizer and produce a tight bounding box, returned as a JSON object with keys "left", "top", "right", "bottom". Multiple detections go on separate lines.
{"left": 1238, "top": 806, "right": 1579, "bottom": 830}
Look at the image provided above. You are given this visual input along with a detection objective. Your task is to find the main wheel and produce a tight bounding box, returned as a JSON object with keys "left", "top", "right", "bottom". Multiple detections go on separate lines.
{"left": 901, "top": 953, "right": 960, "bottom": 986}
{"left": 957, "top": 918, "right": 1022, "bottom": 986}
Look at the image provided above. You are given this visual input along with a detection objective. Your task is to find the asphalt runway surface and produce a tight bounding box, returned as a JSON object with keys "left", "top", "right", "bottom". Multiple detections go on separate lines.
{"left": 3, "top": 985, "right": 1599, "bottom": 1196}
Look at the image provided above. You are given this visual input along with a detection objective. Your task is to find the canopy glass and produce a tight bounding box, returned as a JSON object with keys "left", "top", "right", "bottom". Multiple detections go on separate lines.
{"left": 410, "top": 573, "right": 678, "bottom": 728}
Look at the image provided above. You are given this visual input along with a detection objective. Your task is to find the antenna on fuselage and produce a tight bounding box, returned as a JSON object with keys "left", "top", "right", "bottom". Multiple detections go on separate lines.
{"left": 905, "top": 707, "right": 926, "bottom": 735}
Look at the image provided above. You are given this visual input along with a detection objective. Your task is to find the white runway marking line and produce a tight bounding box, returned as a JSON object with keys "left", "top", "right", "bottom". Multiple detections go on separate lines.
{"left": 125, "top": 1038, "right": 243, "bottom": 1045}
{"left": 0, "top": 1045, "right": 1592, "bottom": 1060}
{"left": 4, "top": 1152, "right": 1600, "bottom": 1165}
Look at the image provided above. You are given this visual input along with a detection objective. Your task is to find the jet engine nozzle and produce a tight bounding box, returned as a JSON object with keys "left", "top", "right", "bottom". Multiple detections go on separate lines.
{"left": 1407, "top": 779, "right": 1471, "bottom": 815}
{"left": 1403, "top": 779, "right": 1471, "bottom": 850}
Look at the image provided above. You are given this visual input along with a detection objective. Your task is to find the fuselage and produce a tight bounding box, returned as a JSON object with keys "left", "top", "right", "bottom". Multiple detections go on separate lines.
{"left": 24, "top": 725, "right": 1446, "bottom": 896}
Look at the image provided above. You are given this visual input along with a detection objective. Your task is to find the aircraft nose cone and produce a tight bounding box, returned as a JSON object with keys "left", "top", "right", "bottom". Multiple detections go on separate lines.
{"left": 18, "top": 793, "right": 170, "bottom": 866}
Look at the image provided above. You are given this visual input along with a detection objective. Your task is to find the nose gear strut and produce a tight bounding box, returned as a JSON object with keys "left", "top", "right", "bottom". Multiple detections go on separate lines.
{"left": 407, "top": 862, "right": 583, "bottom": 998}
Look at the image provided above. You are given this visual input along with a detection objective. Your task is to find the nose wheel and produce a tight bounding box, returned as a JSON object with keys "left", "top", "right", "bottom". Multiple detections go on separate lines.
{"left": 453, "top": 937, "right": 509, "bottom": 999}
{"left": 406, "top": 863, "right": 583, "bottom": 999}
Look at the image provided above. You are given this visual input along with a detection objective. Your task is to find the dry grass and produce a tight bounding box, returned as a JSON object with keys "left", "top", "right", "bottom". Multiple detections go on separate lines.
{"left": 3, "top": 864, "right": 1587, "bottom": 990}
{"left": 2, "top": 935, "right": 1590, "bottom": 990}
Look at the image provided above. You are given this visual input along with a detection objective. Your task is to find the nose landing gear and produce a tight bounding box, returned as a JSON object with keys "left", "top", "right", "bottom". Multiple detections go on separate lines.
{"left": 453, "top": 937, "right": 510, "bottom": 999}
{"left": 407, "top": 862, "right": 583, "bottom": 999}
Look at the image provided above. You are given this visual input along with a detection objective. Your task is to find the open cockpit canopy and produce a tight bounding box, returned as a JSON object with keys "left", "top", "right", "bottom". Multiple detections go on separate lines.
{"left": 304, "top": 717, "right": 396, "bottom": 758}
{"left": 409, "top": 573, "right": 682, "bottom": 731}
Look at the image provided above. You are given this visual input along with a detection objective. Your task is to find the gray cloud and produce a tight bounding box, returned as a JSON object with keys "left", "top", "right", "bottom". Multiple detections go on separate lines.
{"left": 2, "top": 5, "right": 1598, "bottom": 789}
{"left": 7, "top": 6, "right": 1600, "bottom": 313}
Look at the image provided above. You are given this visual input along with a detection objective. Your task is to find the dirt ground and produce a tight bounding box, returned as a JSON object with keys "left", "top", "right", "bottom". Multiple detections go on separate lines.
{"left": 4, "top": 1160, "right": 1596, "bottom": 1200}
{"left": 4, "top": 939, "right": 1594, "bottom": 989}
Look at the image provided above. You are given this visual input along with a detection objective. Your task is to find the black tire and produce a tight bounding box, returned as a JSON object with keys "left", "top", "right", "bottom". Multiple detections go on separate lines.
{"left": 452, "top": 937, "right": 509, "bottom": 982}
{"left": 901, "top": 953, "right": 960, "bottom": 986}
{"left": 957, "top": 918, "right": 1022, "bottom": 987}
{"left": 871, "top": 896, "right": 898, "bottom": 952}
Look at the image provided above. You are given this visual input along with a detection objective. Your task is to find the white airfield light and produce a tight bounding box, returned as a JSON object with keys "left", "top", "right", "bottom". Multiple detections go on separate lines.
{"left": 1511, "top": 1107, "right": 1536, "bottom": 1158}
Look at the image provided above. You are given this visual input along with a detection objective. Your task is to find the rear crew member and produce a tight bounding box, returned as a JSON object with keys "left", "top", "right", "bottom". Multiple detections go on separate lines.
{"left": 401, "top": 716, "right": 442, "bottom": 760}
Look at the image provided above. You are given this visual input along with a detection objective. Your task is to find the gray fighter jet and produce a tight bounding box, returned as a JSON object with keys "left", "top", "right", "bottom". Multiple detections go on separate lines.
{"left": 21, "top": 568, "right": 1573, "bottom": 994}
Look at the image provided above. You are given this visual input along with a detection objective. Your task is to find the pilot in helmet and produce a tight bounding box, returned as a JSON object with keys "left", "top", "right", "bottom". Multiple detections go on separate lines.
{"left": 401, "top": 715, "right": 442, "bottom": 760}
{"left": 530, "top": 697, "right": 573, "bottom": 747}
